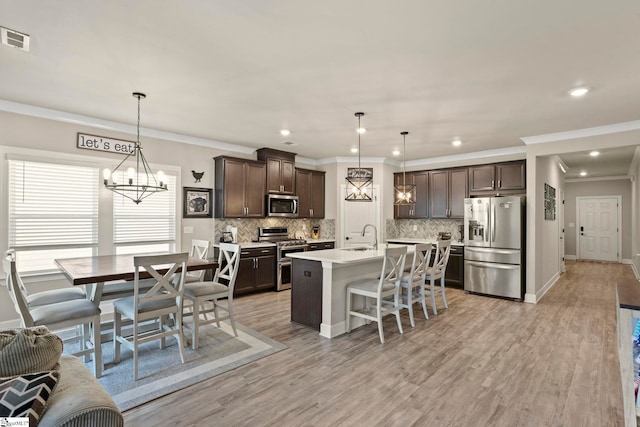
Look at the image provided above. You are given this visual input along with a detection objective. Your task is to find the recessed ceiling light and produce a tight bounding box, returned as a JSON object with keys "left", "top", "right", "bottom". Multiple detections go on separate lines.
{"left": 569, "top": 87, "right": 589, "bottom": 97}
{"left": 580, "top": 171, "right": 587, "bottom": 176}
{"left": 280, "top": 129, "right": 290, "bottom": 136}
{"left": 392, "top": 150, "right": 400, "bottom": 156}
{"left": 350, "top": 147, "right": 358, "bottom": 153}
{"left": 452, "top": 139, "right": 462, "bottom": 147}
{"left": 356, "top": 127, "right": 366, "bottom": 134}
{"left": 589, "top": 150, "right": 599, "bottom": 157}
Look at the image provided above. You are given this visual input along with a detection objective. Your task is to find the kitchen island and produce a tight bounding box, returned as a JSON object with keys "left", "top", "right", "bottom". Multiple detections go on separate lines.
{"left": 288, "top": 244, "right": 414, "bottom": 338}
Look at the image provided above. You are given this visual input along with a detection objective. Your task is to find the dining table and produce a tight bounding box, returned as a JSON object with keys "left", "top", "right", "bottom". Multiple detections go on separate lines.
{"left": 55, "top": 252, "right": 218, "bottom": 306}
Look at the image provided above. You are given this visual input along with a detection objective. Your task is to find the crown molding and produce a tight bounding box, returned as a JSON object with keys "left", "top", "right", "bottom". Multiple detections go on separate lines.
{"left": 404, "top": 146, "right": 526, "bottom": 168}
{"left": 0, "top": 99, "right": 255, "bottom": 155}
{"left": 565, "top": 175, "right": 631, "bottom": 183}
{"left": 521, "top": 120, "right": 640, "bottom": 145}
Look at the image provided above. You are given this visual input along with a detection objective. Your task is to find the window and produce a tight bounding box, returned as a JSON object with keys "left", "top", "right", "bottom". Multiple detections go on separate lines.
{"left": 8, "top": 160, "right": 99, "bottom": 273}
{"left": 113, "top": 172, "right": 177, "bottom": 255}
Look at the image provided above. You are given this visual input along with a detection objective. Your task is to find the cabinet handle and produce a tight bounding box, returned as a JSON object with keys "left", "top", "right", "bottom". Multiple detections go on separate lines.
{"left": 253, "top": 258, "right": 257, "bottom": 269}
{"left": 498, "top": 179, "right": 501, "bottom": 188}
{"left": 261, "top": 249, "right": 270, "bottom": 253}
{"left": 310, "top": 209, "right": 314, "bottom": 216}
{"left": 491, "top": 180, "right": 495, "bottom": 188}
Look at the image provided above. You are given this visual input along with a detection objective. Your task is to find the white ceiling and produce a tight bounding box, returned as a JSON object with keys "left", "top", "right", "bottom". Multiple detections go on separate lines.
{"left": 1, "top": 0, "right": 639, "bottom": 174}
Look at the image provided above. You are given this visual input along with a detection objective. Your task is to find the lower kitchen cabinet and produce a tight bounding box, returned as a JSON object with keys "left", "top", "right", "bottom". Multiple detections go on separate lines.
{"left": 307, "top": 241, "right": 335, "bottom": 251}
{"left": 291, "top": 258, "right": 323, "bottom": 330}
{"left": 444, "top": 245, "right": 464, "bottom": 289}
{"left": 234, "top": 247, "right": 276, "bottom": 296}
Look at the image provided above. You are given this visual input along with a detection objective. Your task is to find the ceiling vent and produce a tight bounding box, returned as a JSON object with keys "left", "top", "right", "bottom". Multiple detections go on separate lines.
{"left": 1, "top": 27, "right": 30, "bottom": 52}
{"left": 282, "top": 141, "right": 297, "bottom": 146}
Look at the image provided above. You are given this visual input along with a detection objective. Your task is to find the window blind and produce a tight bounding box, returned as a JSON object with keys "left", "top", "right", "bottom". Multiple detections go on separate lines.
{"left": 113, "top": 172, "right": 177, "bottom": 248}
{"left": 8, "top": 160, "right": 99, "bottom": 273}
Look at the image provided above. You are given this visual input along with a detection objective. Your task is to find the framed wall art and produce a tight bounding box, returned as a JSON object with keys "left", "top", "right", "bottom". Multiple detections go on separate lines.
{"left": 544, "top": 183, "right": 556, "bottom": 221}
{"left": 183, "top": 187, "right": 213, "bottom": 218}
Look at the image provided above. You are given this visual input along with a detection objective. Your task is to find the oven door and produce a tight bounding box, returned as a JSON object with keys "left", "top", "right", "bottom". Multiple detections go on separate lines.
{"left": 277, "top": 245, "right": 308, "bottom": 291}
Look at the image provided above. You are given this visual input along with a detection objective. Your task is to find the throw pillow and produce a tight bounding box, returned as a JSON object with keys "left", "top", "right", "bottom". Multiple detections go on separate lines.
{"left": 0, "top": 370, "right": 60, "bottom": 426}
{"left": 0, "top": 327, "right": 63, "bottom": 376}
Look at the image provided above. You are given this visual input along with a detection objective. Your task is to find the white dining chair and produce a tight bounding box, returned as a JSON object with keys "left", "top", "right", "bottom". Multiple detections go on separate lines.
{"left": 345, "top": 245, "right": 407, "bottom": 343}
{"left": 3, "top": 253, "right": 102, "bottom": 377}
{"left": 113, "top": 252, "right": 188, "bottom": 380}
{"left": 184, "top": 239, "right": 211, "bottom": 283}
{"left": 5, "top": 249, "right": 87, "bottom": 307}
{"left": 398, "top": 243, "right": 432, "bottom": 327}
{"left": 182, "top": 243, "right": 241, "bottom": 349}
{"left": 424, "top": 239, "right": 452, "bottom": 315}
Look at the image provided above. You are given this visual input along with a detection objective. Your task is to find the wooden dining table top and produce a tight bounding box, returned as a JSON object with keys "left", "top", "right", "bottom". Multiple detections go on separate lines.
{"left": 55, "top": 252, "right": 218, "bottom": 286}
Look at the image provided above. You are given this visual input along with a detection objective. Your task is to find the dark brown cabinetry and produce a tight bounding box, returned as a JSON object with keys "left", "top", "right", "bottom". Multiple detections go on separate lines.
{"left": 295, "top": 168, "right": 325, "bottom": 218}
{"left": 214, "top": 156, "right": 266, "bottom": 218}
{"left": 429, "top": 168, "right": 468, "bottom": 219}
{"left": 234, "top": 247, "right": 276, "bottom": 296}
{"left": 257, "top": 148, "right": 296, "bottom": 195}
{"left": 468, "top": 160, "right": 525, "bottom": 195}
{"left": 291, "top": 258, "right": 323, "bottom": 330}
{"left": 308, "top": 241, "right": 335, "bottom": 251}
{"left": 444, "top": 245, "right": 464, "bottom": 289}
{"left": 393, "top": 171, "right": 429, "bottom": 219}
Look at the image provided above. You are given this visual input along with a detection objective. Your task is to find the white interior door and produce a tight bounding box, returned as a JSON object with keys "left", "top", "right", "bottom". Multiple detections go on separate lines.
{"left": 340, "top": 185, "right": 380, "bottom": 248}
{"left": 578, "top": 197, "right": 619, "bottom": 262}
{"left": 559, "top": 188, "right": 565, "bottom": 272}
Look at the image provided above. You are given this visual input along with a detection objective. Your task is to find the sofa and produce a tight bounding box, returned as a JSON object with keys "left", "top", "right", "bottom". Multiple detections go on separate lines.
{"left": 0, "top": 327, "right": 123, "bottom": 427}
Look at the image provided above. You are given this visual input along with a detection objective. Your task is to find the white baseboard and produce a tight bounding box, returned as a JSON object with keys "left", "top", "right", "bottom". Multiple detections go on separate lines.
{"left": 564, "top": 255, "right": 577, "bottom": 260}
{"left": 524, "top": 293, "right": 537, "bottom": 304}
{"left": 632, "top": 262, "right": 640, "bottom": 280}
{"left": 533, "top": 272, "right": 560, "bottom": 304}
{"left": 622, "top": 259, "right": 633, "bottom": 265}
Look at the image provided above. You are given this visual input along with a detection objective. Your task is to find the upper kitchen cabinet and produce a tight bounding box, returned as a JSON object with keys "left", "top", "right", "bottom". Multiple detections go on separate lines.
{"left": 393, "top": 171, "right": 429, "bottom": 219}
{"left": 468, "top": 160, "right": 526, "bottom": 196}
{"left": 295, "top": 168, "right": 325, "bottom": 218}
{"left": 429, "top": 168, "right": 468, "bottom": 219}
{"left": 214, "top": 156, "right": 266, "bottom": 218}
{"left": 257, "top": 148, "right": 296, "bottom": 195}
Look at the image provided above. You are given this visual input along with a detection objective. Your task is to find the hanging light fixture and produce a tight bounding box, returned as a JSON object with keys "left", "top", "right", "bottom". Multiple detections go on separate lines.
{"left": 345, "top": 112, "right": 373, "bottom": 201}
{"left": 102, "top": 92, "right": 167, "bottom": 204}
{"left": 394, "top": 131, "right": 416, "bottom": 205}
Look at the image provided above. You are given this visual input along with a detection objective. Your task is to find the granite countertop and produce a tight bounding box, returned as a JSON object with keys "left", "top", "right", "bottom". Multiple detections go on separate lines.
{"left": 385, "top": 237, "right": 464, "bottom": 247}
{"left": 307, "top": 239, "right": 335, "bottom": 243}
{"left": 214, "top": 241, "right": 276, "bottom": 248}
{"left": 289, "top": 243, "right": 415, "bottom": 265}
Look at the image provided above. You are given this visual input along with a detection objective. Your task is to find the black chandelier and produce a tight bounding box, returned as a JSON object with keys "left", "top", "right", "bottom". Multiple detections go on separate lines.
{"left": 345, "top": 112, "right": 373, "bottom": 201}
{"left": 394, "top": 131, "right": 416, "bottom": 205}
{"left": 102, "top": 92, "right": 167, "bottom": 204}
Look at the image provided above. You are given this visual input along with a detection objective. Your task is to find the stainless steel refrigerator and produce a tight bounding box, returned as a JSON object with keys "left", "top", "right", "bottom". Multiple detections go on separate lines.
{"left": 464, "top": 196, "right": 525, "bottom": 300}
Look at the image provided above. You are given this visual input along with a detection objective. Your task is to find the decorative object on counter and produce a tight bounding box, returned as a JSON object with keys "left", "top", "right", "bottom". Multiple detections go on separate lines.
{"left": 102, "top": 92, "right": 168, "bottom": 204}
{"left": 394, "top": 131, "right": 416, "bottom": 206}
{"left": 438, "top": 231, "right": 451, "bottom": 240}
{"left": 345, "top": 112, "right": 373, "bottom": 201}
{"left": 311, "top": 224, "right": 320, "bottom": 239}
{"left": 191, "top": 170, "right": 204, "bottom": 183}
{"left": 183, "top": 187, "right": 213, "bottom": 218}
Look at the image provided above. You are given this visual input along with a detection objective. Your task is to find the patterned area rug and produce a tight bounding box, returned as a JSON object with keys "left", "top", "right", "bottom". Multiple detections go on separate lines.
{"left": 78, "top": 322, "right": 286, "bottom": 412}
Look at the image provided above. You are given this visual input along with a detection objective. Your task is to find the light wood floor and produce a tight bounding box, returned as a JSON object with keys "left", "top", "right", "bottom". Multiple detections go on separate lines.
{"left": 124, "top": 261, "right": 633, "bottom": 426}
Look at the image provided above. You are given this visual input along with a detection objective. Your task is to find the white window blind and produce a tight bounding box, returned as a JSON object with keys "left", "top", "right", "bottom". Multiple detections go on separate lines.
{"left": 113, "top": 172, "right": 177, "bottom": 253}
{"left": 8, "top": 160, "right": 99, "bottom": 273}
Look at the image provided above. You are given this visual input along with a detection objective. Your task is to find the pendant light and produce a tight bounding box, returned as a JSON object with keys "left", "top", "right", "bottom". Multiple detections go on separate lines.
{"left": 345, "top": 112, "right": 373, "bottom": 201}
{"left": 102, "top": 92, "right": 167, "bottom": 204}
{"left": 394, "top": 131, "right": 416, "bottom": 205}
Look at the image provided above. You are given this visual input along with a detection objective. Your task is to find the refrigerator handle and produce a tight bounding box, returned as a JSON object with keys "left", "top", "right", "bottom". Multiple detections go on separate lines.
{"left": 491, "top": 203, "right": 496, "bottom": 243}
{"left": 485, "top": 205, "right": 490, "bottom": 242}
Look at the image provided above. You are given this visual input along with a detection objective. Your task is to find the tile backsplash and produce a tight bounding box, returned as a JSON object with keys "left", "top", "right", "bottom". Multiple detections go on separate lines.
{"left": 386, "top": 218, "right": 464, "bottom": 242}
{"left": 215, "top": 218, "right": 335, "bottom": 243}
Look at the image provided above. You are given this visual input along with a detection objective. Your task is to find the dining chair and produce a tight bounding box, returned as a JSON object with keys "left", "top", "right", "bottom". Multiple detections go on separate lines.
{"left": 398, "top": 243, "right": 432, "bottom": 327}
{"left": 113, "top": 252, "right": 188, "bottom": 380}
{"left": 184, "top": 239, "right": 211, "bottom": 283}
{"left": 182, "top": 243, "right": 240, "bottom": 349}
{"left": 2, "top": 254, "right": 102, "bottom": 377}
{"left": 5, "top": 249, "right": 86, "bottom": 306}
{"left": 424, "top": 239, "right": 452, "bottom": 315}
{"left": 345, "top": 245, "right": 407, "bottom": 343}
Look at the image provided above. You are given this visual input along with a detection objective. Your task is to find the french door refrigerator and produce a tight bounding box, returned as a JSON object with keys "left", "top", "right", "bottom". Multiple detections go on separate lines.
{"left": 464, "top": 196, "right": 525, "bottom": 300}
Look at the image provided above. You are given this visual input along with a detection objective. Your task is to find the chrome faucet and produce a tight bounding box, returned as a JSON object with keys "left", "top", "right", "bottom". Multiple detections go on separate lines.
{"left": 361, "top": 224, "right": 377, "bottom": 250}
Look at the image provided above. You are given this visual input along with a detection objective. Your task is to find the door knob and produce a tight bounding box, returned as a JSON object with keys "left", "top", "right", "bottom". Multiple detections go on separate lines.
{"left": 345, "top": 236, "right": 350, "bottom": 240}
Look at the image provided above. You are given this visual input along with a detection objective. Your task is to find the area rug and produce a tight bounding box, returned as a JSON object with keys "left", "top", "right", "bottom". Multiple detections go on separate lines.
{"left": 78, "top": 322, "right": 286, "bottom": 412}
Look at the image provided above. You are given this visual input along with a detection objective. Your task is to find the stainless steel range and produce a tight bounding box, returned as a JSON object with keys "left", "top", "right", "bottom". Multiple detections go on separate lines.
{"left": 258, "top": 227, "right": 308, "bottom": 291}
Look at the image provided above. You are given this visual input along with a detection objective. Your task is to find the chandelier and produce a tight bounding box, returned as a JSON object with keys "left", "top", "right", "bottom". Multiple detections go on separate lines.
{"left": 394, "top": 131, "right": 416, "bottom": 205}
{"left": 102, "top": 92, "right": 167, "bottom": 204}
{"left": 345, "top": 112, "right": 373, "bottom": 201}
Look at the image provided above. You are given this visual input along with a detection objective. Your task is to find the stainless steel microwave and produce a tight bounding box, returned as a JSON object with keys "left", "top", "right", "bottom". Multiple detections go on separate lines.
{"left": 266, "top": 194, "right": 299, "bottom": 217}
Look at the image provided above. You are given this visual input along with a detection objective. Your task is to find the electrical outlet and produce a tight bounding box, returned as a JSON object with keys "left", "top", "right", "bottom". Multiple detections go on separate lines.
{"left": 184, "top": 226, "right": 194, "bottom": 234}
{"left": 302, "top": 224, "right": 306, "bottom": 230}
{"left": 413, "top": 225, "right": 417, "bottom": 231}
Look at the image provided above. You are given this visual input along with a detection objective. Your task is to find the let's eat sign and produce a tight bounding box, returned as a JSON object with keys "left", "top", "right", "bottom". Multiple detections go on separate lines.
{"left": 77, "top": 133, "right": 136, "bottom": 155}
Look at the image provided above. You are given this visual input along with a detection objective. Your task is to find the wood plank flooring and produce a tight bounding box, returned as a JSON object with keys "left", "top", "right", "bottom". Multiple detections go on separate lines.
{"left": 124, "top": 261, "right": 633, "bottom": 426}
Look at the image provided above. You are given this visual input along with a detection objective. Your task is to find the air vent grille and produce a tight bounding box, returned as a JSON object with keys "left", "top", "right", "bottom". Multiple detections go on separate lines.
{"left": 282, "top": 141, "right": 297, "bottom": 146}
{"left": 1, "top": 27, "right": 30, "bottom": 52}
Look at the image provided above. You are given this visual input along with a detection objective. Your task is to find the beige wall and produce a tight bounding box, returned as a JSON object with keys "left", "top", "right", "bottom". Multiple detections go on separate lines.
{"left": 537, "top": 155, "right": 564, "bottom": 291}
{"left": 563, "top": 179, "right": 632, "bottom": 259}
